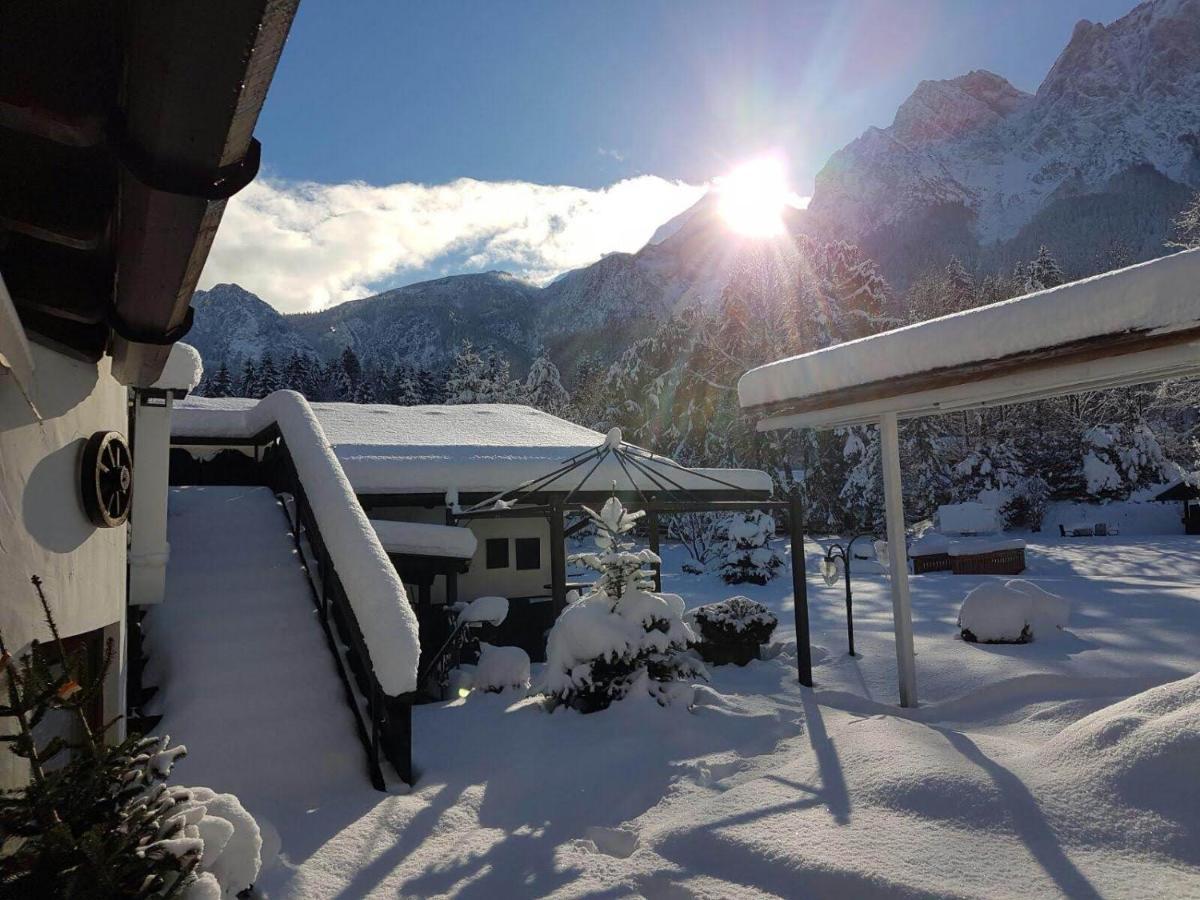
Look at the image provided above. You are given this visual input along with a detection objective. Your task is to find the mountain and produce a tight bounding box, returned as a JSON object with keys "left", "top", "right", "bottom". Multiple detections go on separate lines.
{"left": 189, "top": 0, "right": 1200, "bottom": 381}
{"left": 806, "top": 0, "right": 1200, "bottom": 286}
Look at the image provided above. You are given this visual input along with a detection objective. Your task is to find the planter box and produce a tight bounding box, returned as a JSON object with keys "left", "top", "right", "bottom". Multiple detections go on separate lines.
{"left": 950, "top": 547, "right": 1026, "bottom": 575}
{"left": 912, "top": 552, "right": 951, "bottom": 574}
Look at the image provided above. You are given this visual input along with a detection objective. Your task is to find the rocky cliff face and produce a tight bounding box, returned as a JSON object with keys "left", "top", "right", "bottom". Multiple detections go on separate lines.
{"left": 807, "top": 0, "right": 1200, "bottom": 281}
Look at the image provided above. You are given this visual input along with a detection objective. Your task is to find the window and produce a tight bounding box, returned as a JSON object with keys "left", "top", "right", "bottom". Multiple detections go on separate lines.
{"left": 515, "top": 537, "right": 541, "bottom": 570}
{"left": 486, "top": 538, "right": 509, "bottom": 569}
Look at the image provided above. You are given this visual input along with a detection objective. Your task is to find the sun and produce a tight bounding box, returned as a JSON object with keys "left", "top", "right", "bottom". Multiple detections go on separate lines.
{"left": 716, "top": 156, "right": 797, "bottom": 238}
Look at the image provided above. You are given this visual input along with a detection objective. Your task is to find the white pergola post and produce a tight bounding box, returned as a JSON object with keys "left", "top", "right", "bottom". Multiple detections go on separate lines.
{"left": 878, "top": 411, "right": 918, "bottom": 708}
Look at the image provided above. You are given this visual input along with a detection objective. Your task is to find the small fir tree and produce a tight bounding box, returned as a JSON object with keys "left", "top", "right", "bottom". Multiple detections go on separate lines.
{"left": 715, "top": 510, "right": 785, "bottom": 586}
{"left": 542, "top": 497, "right": 702, "bottom": 711}
{"left": 0, "top": 578, "right": 202, "bottom": 898}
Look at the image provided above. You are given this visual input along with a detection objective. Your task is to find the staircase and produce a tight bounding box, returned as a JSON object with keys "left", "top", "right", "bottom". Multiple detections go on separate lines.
{"left": 143, "top": 486, "right": 378, "bottom": 799}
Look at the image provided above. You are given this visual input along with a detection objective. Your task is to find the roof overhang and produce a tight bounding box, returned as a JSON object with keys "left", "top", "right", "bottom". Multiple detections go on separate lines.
{"left": 0, "top": 0, "right": 298, "bottom": 385}
{"left": 740, "top": 249, "right": 1200, "bottom": 431}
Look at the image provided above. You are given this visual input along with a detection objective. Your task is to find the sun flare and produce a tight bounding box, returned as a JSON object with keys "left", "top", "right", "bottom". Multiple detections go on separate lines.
{"left": 716, "top": 157, "right": 799, "bottom": 238}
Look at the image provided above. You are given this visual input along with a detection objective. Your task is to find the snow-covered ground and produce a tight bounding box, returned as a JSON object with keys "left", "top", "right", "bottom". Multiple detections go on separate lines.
{"left": 152, "top": 506, "right": 1200, "bottom": 898}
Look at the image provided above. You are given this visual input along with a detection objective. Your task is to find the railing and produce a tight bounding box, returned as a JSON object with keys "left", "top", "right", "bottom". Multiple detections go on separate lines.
{"left": 416, "top": 607, "right": 477, "bottom": 701}
{"left": 271, "top": 435, "right": 414, "bottom": 789}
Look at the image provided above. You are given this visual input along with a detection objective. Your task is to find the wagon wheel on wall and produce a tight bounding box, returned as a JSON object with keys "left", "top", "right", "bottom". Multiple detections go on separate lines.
{"left": 80, "top": 431, "right": 133, "bottom": 527}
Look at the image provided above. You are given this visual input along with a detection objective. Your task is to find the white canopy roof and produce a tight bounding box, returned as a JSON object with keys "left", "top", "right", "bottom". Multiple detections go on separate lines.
{"left": 370, "top": 519, "right": 477, "bottom": 560}
{"left": 739, "top": 249, "right": 1200, "bottom": 430}
{"left": 174, "top": 398, "right": 773, "bottom": 497}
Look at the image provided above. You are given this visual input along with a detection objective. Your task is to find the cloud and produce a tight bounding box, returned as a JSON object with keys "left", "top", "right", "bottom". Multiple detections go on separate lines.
{"left": 199, "top": 175, "right": 705, "bottom": 312}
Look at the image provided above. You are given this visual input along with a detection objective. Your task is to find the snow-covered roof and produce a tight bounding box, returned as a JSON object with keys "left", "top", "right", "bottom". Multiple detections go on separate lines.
{"left": 173, "top": 398, "right": 773, "bottom": 497}
{"left": 370, "top": 519, "right": 477, "bottom": 560}
{"left": 151, "top": 342, "right": 204, "bottom": 392}
{"left": 740, "top": 249, "right": 1200, "bottom": 429}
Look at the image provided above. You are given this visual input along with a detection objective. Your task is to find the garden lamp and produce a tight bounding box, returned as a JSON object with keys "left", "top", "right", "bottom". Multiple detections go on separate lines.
{"left": 819, "top": 533, "right": 876, "bottom": 657}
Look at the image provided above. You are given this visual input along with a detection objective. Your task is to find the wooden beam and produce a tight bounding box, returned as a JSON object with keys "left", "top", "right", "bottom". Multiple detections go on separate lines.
{"left": 879, "top": 412, "right": 918, "bottom": 708}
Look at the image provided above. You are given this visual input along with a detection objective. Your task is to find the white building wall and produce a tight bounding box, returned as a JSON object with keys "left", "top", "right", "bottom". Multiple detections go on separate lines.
{"left": 370, "top": 506, "right": 553, "bottom": 605}
{"left": 0, "top": 345, "right": 129, "bottom": 788}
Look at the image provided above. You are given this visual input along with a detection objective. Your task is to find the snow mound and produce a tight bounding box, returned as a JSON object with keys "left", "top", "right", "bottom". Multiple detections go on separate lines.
{"left": 1032, "top": 672, "right": 1200, "bottom": 860}
{"left": 153, "top": 342, "right": 204, "bottom": 392}
{"left": 474, "top": 643, "right": 530, "bottom": 692}
{"left": 958, "top": 579, "right": 1069, "bottom": 643}
{"left": 457, "top": 595, "right": 509, "bottom": 627}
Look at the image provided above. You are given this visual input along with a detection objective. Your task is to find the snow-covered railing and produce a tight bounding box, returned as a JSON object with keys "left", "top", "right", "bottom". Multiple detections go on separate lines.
{"left": 243, "top": 392, "right": 420, "bottom": 693}
{"left": 204, "top": 391, "right": 420, "bottom": 786}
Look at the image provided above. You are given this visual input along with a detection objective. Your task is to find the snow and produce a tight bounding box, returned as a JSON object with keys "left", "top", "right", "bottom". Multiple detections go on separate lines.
{"left": 958, "top": 578, "right": 1068, "bottom": 643}
{"left": 939, "top": 501, "right": 999, "bottom": 534}
{"left": 173, "top": 397, "right": 773, "bottom": 496}
{"left": 908, "top": 531, "right": 951, "bottom": 556}
{"left": 152, "top": 341, "right": 204, "bottom": 391}
{"left": 149, "top": 485, "right": 389, "bottom": 889}
{"left": 737, "top": 248, "right": 1200, "bottom": 410}
{"left": 232, "top": 391, "right": 419, "bottom": 694}
{"left": 456, "top": 595, "right": 509, "bottom": 627}
{"left": 948, "top": 537, "right": 1027, "bottom": 556}
{"left": 472, "top": 643, "right": 531, "bottom": 692}
{"left": 152, "top": 518, "right": 1200, "bottom": 898}
{"left": 370, "top": 519, "right": 477, "bottom": 559}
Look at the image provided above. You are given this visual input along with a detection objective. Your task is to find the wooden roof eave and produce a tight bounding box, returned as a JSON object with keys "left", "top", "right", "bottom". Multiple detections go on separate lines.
{"left": 109, "top": 0, "right": 298, "bottom": 387}
{"left": 749, "top": 323, "right": 1200, "bottom": 432}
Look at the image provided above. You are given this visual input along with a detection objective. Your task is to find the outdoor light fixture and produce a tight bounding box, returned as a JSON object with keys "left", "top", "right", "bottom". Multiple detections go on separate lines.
{"left": 820, "top": 533, "right": 876, "bottom": 657}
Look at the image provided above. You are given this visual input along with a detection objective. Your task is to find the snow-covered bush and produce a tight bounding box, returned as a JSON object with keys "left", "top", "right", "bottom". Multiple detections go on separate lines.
{"left": 687, "top": 597, "right": 778, "bottom": 666}
{"left": 1000, "top": 475, "right": 1049, "bottom": 529}
{"left": 542, "top": 497, "right": 703, "bottom": 712}
{"left": 474, "top": 643, "right": 530, "bottom": 692}
{"left": 957, "top": 579, "right": 1069, "bottom": 644}
{"left": 716, "top": 510, "right": 784, "bottom": 585}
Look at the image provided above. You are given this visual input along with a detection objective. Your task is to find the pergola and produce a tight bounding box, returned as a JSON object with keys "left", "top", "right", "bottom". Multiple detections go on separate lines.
{"left": 739, "top": 248, "right": 1200, "bottom": 707}
{"left": 450, "top": 428, "right": 816, "bottom": 686}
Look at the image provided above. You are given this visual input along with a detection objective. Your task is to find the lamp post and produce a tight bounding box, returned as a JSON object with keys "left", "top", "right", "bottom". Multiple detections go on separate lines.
{"left": 820, "top": 533, "right": 876, "bottom": 657}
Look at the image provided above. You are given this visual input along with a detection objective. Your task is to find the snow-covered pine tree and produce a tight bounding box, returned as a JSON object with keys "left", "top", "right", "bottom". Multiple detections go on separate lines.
{"left": 1167, "top": 191, "right": 1200, "bottom": 249}
{"left": 543, "top": 497, "right": 701, "bottom": 711}
{"left": 838, "top": 426, "right": 885, "bottom": 534}
{"left": 206, "top": 361, "right": 233, "bottom": 398}
{"left": 417, "top": 367, "right": 445, "bottom": 404}
{"left": 715, "top": 509, "right": 785, "bottom": 585}
{"left": 282, "top": 351, "right": 313, "bottom": 397}
{"left": 0, "top": 577, "right": 254, "bottom": 898}
{"left": 444, "top": 340, "right": 489, "bottom": 404}
{"left": 524, "top": 346, "right": 571, "bottom": 415}
{"left": 238, "top": 358, "right": 258, "bottom": 398}
{"left": 900, "top": 415, "right": 952, "bottom": 521}
{"left": 388, "top": 363, "right": 423, "bottom": 405}
{"left": 1024, "top": 245, "right": 1065, "bottom": 292}
{"left": 257, "top": 352, "right": 281, "bottom": 397}
{"left": 944, "top": 255, "right": 976, "bottom": 310}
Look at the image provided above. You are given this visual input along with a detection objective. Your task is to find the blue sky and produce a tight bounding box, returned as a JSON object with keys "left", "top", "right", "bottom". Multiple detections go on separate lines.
{"left": 201, "top": 0, "right": 1141, "bottom": 312}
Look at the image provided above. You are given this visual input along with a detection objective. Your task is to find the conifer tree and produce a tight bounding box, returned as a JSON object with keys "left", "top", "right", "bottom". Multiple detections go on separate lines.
{"left": 207, "top": 361, "right": 233, "bottom": 399}
{"left": 238, "top": 359, "right": 258, "bottom": 399}
{"left": 1167, "top": 191, "right": 1200, "bottom": 249}
{"left": 523, "top": 347, "right": 571, "bottom": 415}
